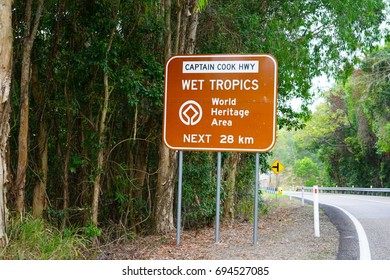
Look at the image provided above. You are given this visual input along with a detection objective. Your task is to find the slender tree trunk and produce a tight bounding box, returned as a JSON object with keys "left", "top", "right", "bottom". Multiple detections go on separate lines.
{"left": 31, "top": 64, "right": 48, "bottom": 218}
{"left": 91, "top": 27, "right": 116, "bottom": 226}
{"left": 0, "top": 101, "right": 10, "bottom": 247}
{"left": 222, "top": 153, "right": 241, "bottom": 222}
{"left": 15, "top": 0, "right": 44, "bottom": 215}
{"left": 91, "top": 74, "right": 109, "bottom": 226}
{"left": 154, "top": 0, "right": 200, "bottom": 233}
{"left": 178, "top": 0, "right": 188, "bottom": 54}
{"left": 155, "top": 144, "right": 177, "bottom": 233}
{"left": 32, "top": 122, "right": 48, "bottom": 217}
{"left": 0, "top": 0, "right": 13, "bottom": 247}
{"left": 32, "top": 0, "right": 64, "bottom": 219}
{"left": 185, "top": 1, "right": 199, "bottom": 54}
{"left": 174, "top": 0, "right": 183, "bottom": 54}
{"left": 155, "top": 0, "right": 176, "bottom": 234}
{"left": 62, "top": 75, "right": 71, "bottom": 226}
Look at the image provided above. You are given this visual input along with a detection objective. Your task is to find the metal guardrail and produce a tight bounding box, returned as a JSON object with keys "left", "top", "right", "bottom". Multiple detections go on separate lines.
{"left": 261, "top": 186, "right": 279, "bottom": 194}
{"left": 261, "top": 186, "right": 390, "bottom": 196}
{"left": 302, "top": 186, "right": 390, "bottom": 196}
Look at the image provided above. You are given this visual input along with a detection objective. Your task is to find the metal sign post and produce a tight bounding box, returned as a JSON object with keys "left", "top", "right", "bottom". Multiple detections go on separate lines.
{"left": 215, "top": 152, "right": 222, "bottom": 243}
{"left": 176, "top": 151, "right": 183, "bottom": 245}
{"left": 253, "top": 153, "right": 260, "bottom": 245}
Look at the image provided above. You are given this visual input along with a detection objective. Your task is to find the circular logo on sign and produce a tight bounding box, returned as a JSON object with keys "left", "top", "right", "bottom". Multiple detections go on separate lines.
{"left": 179, "top": 100, "right": 203, "bottom": 126}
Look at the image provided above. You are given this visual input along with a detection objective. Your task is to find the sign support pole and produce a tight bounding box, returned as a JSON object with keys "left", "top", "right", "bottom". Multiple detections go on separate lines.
{"left": 215, "top": 152, "right": 222, "bottom": 243}
{"left": 253, "top": 153, "right": 260, "bottom": 245}
{"left": 176, "top": 151, "right": 183, "bottom": 246}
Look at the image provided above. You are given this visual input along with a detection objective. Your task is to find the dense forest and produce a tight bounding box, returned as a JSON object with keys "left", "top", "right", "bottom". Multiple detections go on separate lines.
{"left": 0, "top": 0, "right": 388, "bottom": 255}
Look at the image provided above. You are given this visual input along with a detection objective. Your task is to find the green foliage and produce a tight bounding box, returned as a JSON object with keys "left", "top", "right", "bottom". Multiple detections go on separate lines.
{"left": 293, "top": 157, "right": 320, "bottom": 186}
{"left": 1, "top": 215, "right": 89, "bottom": 260}
{"left": 235, "top": 192, "right": 267, "bottom": 222}
{"left": 83, "top": 223, "right": 102, "bottom": 242}
{"left": 278, "top": 44, "right": 390, "bottom": 188}
{"left": 270, "top": 128, "right": 324, "bottom": 187}
{"left": 198, "top": 0, "right": 387, "bottom": 130}
{"left": 181, "top": 152, "right": 269, "bottom": 226}
{"left": 234, "top": 153, "right": 268, "bottom": 217}
{"left": 182, "top": 152, "right": 217, "bottom": 228}
{"left": 197, "top": 0, "right": 209, "bottom": 12}
{"left": 352, "top": 44, "right": 390, "bottom": 153}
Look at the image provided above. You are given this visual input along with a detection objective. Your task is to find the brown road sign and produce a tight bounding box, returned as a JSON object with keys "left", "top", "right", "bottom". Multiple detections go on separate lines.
{"left": 163, "top": 54, "right": 278, "bottom": 152}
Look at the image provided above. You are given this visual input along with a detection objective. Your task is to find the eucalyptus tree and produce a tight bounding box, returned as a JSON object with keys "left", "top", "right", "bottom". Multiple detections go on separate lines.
{"left": 14, "top": 0, "right": 44, "bottom": 216}
{"left": 0, "top": 0, "right": 13, "bottom": 247}
{"left": 155, "top": 0, "right": 207, "bottom": 233}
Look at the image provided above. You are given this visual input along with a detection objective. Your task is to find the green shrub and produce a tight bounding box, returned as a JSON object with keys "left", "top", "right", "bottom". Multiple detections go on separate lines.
{"left": 1, "top": 214, "right": 89, "bottom": 260}
{"left": 182, "top": 152, "right": 217, "bottom": 228}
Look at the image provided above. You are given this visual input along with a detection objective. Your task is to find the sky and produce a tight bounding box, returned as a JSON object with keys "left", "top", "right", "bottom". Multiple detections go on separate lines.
{"left": 290, "top": 74, "right": 333, "bottom": 113}
{"left": 291, "top": 3, "right": 389, "bottom": 113}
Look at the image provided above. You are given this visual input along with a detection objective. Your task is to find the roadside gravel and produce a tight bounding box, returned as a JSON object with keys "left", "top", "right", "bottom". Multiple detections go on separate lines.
{"left": 98, "top": 195, "right": 339, "bottom": 260}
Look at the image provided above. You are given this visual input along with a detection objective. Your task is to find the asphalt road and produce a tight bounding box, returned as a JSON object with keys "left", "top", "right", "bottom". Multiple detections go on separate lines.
{"left": 286, "top": 191, "right": 390, "bottom": 260}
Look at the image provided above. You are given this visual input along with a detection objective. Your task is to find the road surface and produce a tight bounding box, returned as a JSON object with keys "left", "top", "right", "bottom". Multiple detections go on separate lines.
{"left": 286, "top": 191, "right": 390, "bottom": 260}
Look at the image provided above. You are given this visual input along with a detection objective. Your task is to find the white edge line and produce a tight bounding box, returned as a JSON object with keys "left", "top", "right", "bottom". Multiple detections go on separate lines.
{"left": 292, "top": 193, "right": 372, "bottom": 260}
{"left": 321, "top": 202, "right": 371, "bottom": 260}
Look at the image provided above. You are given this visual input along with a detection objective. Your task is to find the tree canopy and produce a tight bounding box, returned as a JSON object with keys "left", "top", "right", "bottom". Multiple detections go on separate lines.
{"left": 271, "top": 43, "right": 390, "bottom": 188}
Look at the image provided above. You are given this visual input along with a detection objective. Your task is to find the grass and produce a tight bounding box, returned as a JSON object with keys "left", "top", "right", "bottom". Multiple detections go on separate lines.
{"left": 0, "top": 214, "right": 91, "bottom": 260}
{"left": 235, "top": 192, "right": 285, "bottom": 222}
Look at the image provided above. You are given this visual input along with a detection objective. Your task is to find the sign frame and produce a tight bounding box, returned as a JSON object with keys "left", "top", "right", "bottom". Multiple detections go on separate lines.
{"left": 163, "top": 54, "right": 278, "bottom": 152}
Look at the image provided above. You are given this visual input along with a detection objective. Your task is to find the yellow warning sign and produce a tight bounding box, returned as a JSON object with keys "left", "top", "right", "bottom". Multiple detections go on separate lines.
{"left": 271, "top": 160, "right": 284, "bottom": 174}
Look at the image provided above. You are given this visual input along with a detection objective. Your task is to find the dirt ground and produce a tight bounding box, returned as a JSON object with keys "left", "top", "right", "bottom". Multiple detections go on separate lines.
{"left": 97, "top": 195, "right": 339, "bottom": 260}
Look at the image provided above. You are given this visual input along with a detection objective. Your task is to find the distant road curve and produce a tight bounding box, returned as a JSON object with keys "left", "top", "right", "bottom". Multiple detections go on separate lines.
{"left": 286, "top": 191, "right": 390, "bottom": 260}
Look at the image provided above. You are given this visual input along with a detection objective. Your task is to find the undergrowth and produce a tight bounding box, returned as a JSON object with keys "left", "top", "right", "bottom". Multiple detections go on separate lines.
{"left": 235, "top": 193, "right": 273, "bottom": 222}
{"left": 0, "top": 214, "right": 92, "bottom": 260}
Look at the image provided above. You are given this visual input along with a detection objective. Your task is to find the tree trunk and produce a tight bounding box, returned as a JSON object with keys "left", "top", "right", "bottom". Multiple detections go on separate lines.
{"left": 154, "top": 0, "right": 200, "bottom": 233}
{"left": 222, "top": 153, "right": 241, "bottom": 222}
{"left": 62, "top": 74, "right": 71, "bottom": 227}
{"left": 155, "top": 144, "right": 177, "bottom": 233}
{"left": 185, "top": 1, "right": 199, "bottom": 54}
{"left": 154, "top": 0, "right": 175, "bottom": 234}
{"left": 15, "top": 0, "right": 44, "bottom": 215}
{"left": 31, "top": 64, "right": 48, "bottom": 218}
{"left": 32, "top": 122, "right": 48, "bottom": 217}
{"left": 0, "top": 0, "right": 13, "bottom": 247}
{"left": 91, "top": 71, "right": 110, "bottom": 226}
{"left": 91, "top": 27, "right": 116, "bottom": 226}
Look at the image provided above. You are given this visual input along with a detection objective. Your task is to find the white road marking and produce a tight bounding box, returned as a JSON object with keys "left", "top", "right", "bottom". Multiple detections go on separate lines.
{"left": 321, "top": 202, "right": 371, "bottom": 260}
{"left": 288, "top": 192, "right": 372, "bottom": 260}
